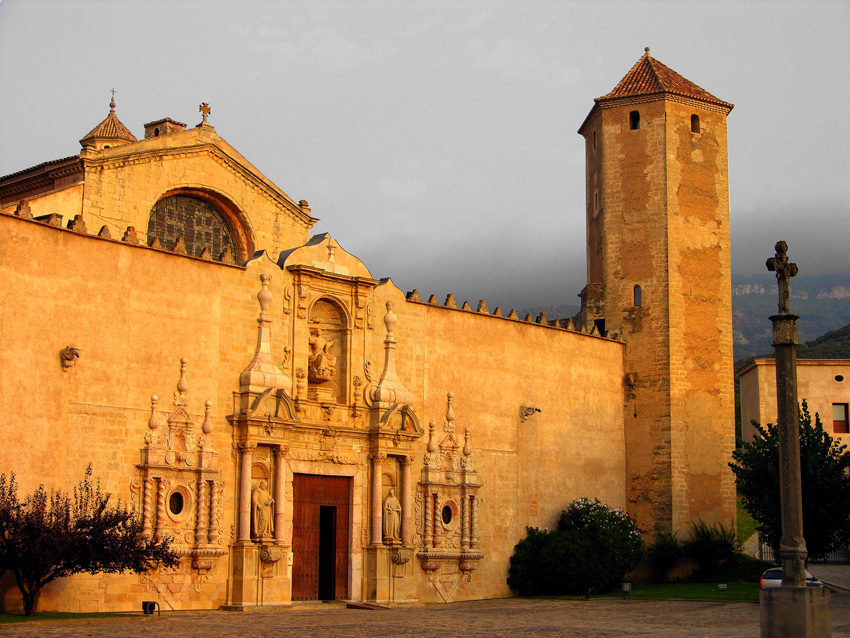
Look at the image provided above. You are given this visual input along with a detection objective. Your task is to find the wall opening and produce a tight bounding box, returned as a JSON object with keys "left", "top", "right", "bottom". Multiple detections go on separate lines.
{"left": 318, "top": 506, "right": 337, "bottom": 600}
{"left": 691, "top": 114, "right": 700, "bottom": 134}
{"left": 629, "top": 110, "right": 640, "bottom": 130}
{"left": 634, "top": 285, "right": 642, "bottom": 307}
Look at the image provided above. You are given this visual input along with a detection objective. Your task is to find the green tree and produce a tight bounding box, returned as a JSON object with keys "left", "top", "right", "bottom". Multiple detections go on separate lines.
{"left": 0, "top": 467, "right": 178, "bottom": 615}
{"left": 730, "top": 401, "right": 850, "bottom": 561}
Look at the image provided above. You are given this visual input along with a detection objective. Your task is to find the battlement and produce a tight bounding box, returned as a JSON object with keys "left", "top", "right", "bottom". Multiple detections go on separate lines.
{"left": 2, "top": 202, "right": 244, "bottom": 269}
{"left": 404, "top": 289, "right": 620, "bottom": 340}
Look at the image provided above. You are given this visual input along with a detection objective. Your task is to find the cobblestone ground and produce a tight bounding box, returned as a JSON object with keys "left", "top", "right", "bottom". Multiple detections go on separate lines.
{"left": 3, "top": 594, "right": 850, "bottom": 638}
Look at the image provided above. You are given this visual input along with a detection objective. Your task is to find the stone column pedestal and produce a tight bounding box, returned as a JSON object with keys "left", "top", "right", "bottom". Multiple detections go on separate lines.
{"left": 226, "top": 542, "right": 261, "bottom": 608}
{"left": 225, "top": 542, "right": 292, "bottom": 610}
{"left": 365, "top": 545, "right": 392, "bottom": 603}
{"left": 760, "top": 587, "right": 831, "bottom": 637}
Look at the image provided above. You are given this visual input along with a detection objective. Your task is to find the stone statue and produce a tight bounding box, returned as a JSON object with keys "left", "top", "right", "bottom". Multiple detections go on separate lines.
{"left": 252, "top": 480, "right": 274, "bottom": 538}
{"left": 383, "top": 489, "right": 402, "bottom": 541}
{"left": 308, "top": 328, "right": 337, "bottom": 383}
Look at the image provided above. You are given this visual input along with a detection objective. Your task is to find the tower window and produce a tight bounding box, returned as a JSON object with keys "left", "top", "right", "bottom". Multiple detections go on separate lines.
{"left": 691, "top": 114, "right": 700, "bottom": 134}
{"left": 629, "top": 111, "right": 640, "bottom": 130}
{"left": 592, "top": 130, "right": 597, "bottom": 149}
{"left": 154, "top": 127, "right": 160, "bottom": 137}
{"left": 634, "top": 285, "right": 642, "bottom": 307}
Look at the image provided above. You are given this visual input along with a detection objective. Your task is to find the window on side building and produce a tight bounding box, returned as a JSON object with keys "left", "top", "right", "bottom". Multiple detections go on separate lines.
{"left": 833, "top": 403, "right": 849, "bottom": 434}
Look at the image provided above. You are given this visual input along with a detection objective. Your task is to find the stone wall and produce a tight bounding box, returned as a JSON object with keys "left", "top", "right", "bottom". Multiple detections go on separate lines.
{"left": 0, "top": 212, "right": 625, "bottom": 611}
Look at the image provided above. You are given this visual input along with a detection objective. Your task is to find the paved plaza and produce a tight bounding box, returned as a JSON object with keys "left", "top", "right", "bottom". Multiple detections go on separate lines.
{"left": 3, "top": 594, "right": 850, "bottom": 638}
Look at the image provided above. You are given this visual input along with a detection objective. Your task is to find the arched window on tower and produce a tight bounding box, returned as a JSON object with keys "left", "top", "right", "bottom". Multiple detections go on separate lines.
{"left": 691, "top": 114, "right": 700, "bottom": 134}
{"left": 634, "top": 285, "right": 642, "bottom": 307}
{"left": 629, "top": 110, "right": 640, "bottom": 130}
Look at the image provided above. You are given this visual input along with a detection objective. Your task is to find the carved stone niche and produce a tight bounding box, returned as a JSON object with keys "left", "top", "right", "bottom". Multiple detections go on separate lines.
{"left": 134, "top": 359, "right": 226, "bottom": 575}
{"left": 416, "top": 393, "right": 483, "bottom": 581}
{"left": 306, "top": 298, "right": 348, "bottom": 404}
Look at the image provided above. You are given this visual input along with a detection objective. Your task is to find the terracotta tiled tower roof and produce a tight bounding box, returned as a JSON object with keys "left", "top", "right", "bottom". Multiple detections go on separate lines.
{"left": 598, "top": 47, "right": 733, "bottom": 109}
{"left": 79, "top": 97, "right": 138, "bottom": 149}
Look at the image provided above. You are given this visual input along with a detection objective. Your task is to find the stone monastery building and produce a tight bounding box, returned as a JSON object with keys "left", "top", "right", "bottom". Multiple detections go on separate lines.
{"left": 0, "top": 50, "right": 736, "bottom": 611}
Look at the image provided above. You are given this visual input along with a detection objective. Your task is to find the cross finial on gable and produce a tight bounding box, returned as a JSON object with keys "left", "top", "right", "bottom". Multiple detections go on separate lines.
{"left": 766, "top": 240, "right": 798, "bottom": 314}
{"left": 199, "top": 102, "right": 211, "bottom": 124}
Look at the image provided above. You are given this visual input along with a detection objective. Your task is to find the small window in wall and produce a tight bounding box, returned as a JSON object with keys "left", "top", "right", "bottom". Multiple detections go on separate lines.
{"left": 629, "top": 110, "right": 640, "bottom": 130}
{"left": 169, "top": 491, "right": 184, "bottom": 516}
{"left": 836, "top": 375, "right": 845, "bottom": 383}
{"left": 834, "top": 404, "right": 849, "bottom": 434}
{"left": 154, "top": 127, "right": 160, "bottom": 137}
{"left": 691, "top": 114, "right": 700, "bottom": 134}
{"left": 592, "top": 130, "right": 597, "bottom": 149}
{"left": 594, "top": 192, "right": 599, "bottom": 213}
{"left": 593, "top": 318, "right": 605, "bottom": 334}
{"left": 634, "top": 285, "right": 642, "bottom": 307}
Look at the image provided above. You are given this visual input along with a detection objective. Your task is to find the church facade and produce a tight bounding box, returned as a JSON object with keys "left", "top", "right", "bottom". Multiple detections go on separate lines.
{"left": 0, "top": 51, "right": 736, "bottom": 612}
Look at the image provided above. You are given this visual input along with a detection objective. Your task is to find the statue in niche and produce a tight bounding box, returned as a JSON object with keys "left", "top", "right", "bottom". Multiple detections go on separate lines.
{"left": 308, "top": 328, "right": 337, "bottom": 384}
{"left": 252, "top": 480, "right": 274, "bottom": 538}
{"left": 384, "top": 489, "right": 402, "bottom": 541}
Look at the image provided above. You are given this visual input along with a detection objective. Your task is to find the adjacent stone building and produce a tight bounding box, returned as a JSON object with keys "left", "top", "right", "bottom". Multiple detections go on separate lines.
{"left": 0, "top": 50, "right": 736, "bottom": 612}
{"left": 738, "top": 359, "right": 850, "bottom": 442}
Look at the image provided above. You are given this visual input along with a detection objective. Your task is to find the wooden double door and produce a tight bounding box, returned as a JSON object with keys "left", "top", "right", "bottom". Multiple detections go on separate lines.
{"left": 291, "top": 474, "right": 351, "bottom": 601}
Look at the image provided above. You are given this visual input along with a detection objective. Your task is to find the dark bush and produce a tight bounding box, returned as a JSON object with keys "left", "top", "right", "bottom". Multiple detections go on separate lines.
{"left": 507, "top": 498, "right": 644, "bottom": 595}
{"left": 647, "top": 529, "right": 682, "bottom": 580}
{"left": 683, "top": 520, "right": 740, "bottom": 572}
{"left": 690, "top": 552, "right": 773, "bottom": 583}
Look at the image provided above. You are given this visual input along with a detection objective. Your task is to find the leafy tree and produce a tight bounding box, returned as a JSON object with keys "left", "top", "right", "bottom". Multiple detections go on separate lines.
{"left": 507, "top": 497, "right": 644, "bottom": 595}
{"left": 0, "top": 467, "right": 178, "bottom": 615}
{"left": 730, "top": 401, "right": 850, "bottom": 561}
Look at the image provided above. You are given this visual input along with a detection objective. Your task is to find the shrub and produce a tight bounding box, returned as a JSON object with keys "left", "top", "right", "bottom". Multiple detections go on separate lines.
{"left": 507, "top": 498, "right": 644, "bottom": 595}
{"left": 647, "top": 529, "right": 682, "bottom": 580}
{"left": 683, "top": 520, "right": 740, "bottom": 573}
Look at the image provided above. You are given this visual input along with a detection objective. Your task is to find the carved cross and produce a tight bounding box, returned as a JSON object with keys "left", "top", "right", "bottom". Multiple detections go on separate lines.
{"left": 199, "top": 102, "right": 211, "bottom": 124}
{"left": 766, "top": 240, "right": 798, "bottom": 314}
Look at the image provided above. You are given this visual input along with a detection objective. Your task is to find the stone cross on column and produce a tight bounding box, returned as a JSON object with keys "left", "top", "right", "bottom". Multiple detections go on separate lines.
{"left": 200, "top": 102, "right": 211, "bottom": 124}
{"left": 766, "top": 240, "right": 807, "bottom": 589}
{"left": 766, "top": 240, "right": 798, "bottom": 315}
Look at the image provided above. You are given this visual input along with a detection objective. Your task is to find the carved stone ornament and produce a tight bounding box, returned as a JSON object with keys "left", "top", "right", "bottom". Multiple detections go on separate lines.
{"left": 240, "top": 275, "right": 293, "bottom": 396}
{"left": 60, "top": 346, "right": 81, "bottom": 371}
{"left": 134, "top": 359, "right": 225, "bottom": 577}
{"left": 370, "top": 301, "right": 415, "bottom": 409}
{"left": 416, "top": 393, "right": 484, "bottom": 595}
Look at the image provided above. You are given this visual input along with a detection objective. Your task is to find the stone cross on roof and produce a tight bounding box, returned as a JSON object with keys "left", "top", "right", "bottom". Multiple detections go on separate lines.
{"left": 200, "top": 102, "right": 211, "bottom": 124}
{"left": 766, "top": 240, "right": 798, "bottom": 314}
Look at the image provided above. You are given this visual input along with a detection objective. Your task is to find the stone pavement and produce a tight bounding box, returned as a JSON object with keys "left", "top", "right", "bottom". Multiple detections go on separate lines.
{"left": 4, "top": 594, "right": 850, "bottom": 638}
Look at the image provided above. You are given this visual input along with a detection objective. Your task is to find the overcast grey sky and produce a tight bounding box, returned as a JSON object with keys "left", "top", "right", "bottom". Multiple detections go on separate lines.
{"left": 1, "top": 0, "right": 848, "bottom": 311}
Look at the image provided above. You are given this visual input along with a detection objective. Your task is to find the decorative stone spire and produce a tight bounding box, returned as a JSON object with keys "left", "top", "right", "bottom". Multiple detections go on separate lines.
{"left": 239, "top": 274, "right": 293, "bottom": 394}
{"left": 148, "top": 395, "right": 165, "bottom": 430}
{"left": 174, "top": 359, "right": 189, "bottom": 406}
{"left": 202, "top": 400, "right": 213, "bottom": 434}
{"left": 370, "top": 301, "right": 414, "bottom": 408}
{"left": 444, "top": 392, "right": 455, "bottom": 433}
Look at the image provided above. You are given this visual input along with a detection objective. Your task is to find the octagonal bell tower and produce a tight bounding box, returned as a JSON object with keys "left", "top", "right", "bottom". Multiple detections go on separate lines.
{"left": 577, "top": 49, "right": 736, "bottom": 535}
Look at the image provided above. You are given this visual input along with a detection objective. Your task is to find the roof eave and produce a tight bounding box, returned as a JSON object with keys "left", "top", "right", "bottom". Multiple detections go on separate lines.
{"left": 596, "top": 90, "right": 734, "bottom": 112}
